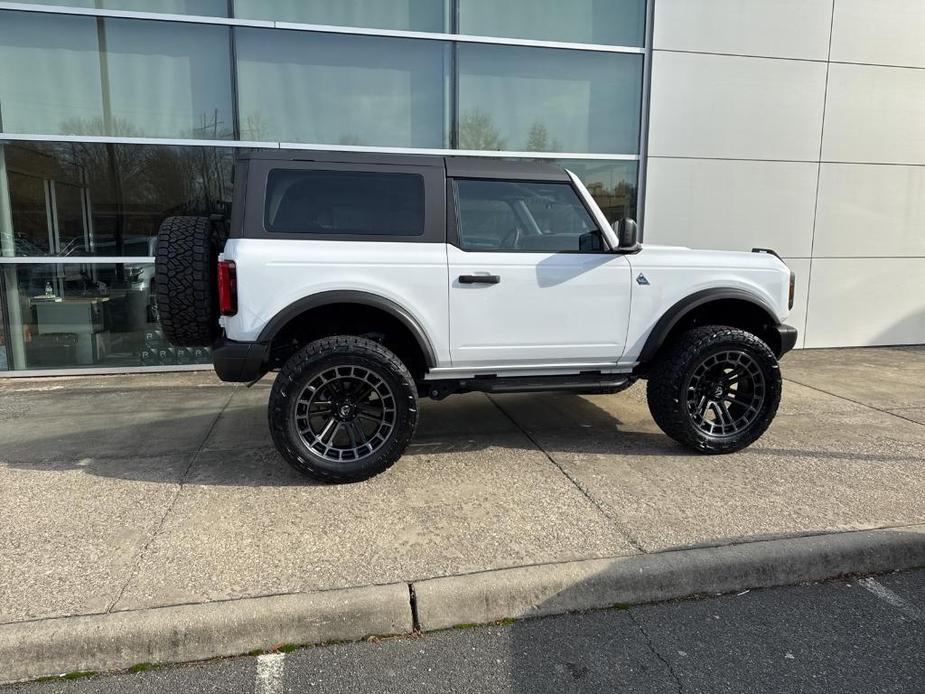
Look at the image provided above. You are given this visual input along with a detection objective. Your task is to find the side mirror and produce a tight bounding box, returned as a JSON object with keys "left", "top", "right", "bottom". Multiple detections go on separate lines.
{"left": 613, "top": 218, "right": 639, "bottom": 250}
{"left": 578, "top": 230, "right": 604, "bottom": 252}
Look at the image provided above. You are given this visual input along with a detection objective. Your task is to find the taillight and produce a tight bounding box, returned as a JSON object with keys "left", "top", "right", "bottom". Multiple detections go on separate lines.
{"left": 788, "top": 270, "right": 796, "bottom": 310}
{"left": 217, "top": 260, "right": 237, "bottom": 316}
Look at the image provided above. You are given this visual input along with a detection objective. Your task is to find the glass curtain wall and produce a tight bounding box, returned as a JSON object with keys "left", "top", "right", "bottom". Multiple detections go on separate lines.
{"left": 0, "top": 11, "right": 234, "bottom": 139}
{"left": 0, "top": 142, "right": 232, "bottom": 371}
{"left": 235, "top": 29, "right": 449, "bottom": 147}
{"left": 0, "top": 1, "right": 647, "bottom": 373}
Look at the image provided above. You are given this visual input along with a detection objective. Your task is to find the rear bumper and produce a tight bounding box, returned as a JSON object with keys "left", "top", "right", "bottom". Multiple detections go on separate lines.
{"left": 775, "top": 324, "right": 799, "bottom": 357}
{"left": 212, "top": 337, "right": 270, "bottom": 382}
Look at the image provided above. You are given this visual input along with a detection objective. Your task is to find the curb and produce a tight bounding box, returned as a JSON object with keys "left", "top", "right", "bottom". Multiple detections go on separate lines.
{"left": 413, "top": 524, "right": 925, "bottom": 631}
{"left": 3, "top": 525, "right": 924, "bottom": 684}
{"left": 0, "top": 583, "right": 411, "bottom": 685}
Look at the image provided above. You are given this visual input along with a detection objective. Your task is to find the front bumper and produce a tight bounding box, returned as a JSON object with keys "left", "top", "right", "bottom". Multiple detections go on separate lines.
{"left": 212, "top": 337, "right": 270, "bottom": 382}
{"left": 775, "top": 324, "right": 799, "bottom": 357}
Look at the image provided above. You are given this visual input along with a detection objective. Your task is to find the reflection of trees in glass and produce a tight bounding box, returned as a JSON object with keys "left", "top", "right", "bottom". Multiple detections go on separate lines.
{"left": 458, "top": 109, "right": 506, "bottom": 151}
{"left": 9, "top": 141, "right": 232, "bottom": 257}
{"left": 58, "top": 117, "right": 142, "bottom": 138}
{"left": 584, "top": 180, "right": 636, "bottom": 223}
{"left": 57, "top": 111, "right": 233, "bottom": 141}
{"left": 240, "top": 113, "right": 269, "bottom": 141}
{"left": 525, "top": 122, "right": 560, "bottom": 152}
{"left": 193, "top": 108, "right": 233, "bottom": 140}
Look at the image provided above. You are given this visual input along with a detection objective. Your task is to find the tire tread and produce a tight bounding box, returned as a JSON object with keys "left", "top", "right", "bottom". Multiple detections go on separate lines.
{"left": 154, "top": 216, "right": 217, "bottom": 347}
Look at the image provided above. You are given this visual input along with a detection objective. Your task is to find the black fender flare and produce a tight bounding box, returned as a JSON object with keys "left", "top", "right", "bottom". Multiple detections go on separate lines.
{"left": 257, "top": 290, "right": 438, "bottom": 368}
{"left": 637, "top": 288, "right": 781, "bottom": 364}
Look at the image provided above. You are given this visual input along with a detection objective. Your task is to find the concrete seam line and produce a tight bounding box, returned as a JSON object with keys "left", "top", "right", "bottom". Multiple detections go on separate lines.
{"left": 412, "top": 525, "right": 925, "bottom": 631}
{"left": 783, "top": 376, "right": 925, "bottom": 428}
{"left": 106, "top": 389, "right": 237, "bottom": 614}
{"left": 485, "top": 393, "right": 648, "bottom": 554}
{"left": 0, "top": 583, "right": 413, "bottom": 685}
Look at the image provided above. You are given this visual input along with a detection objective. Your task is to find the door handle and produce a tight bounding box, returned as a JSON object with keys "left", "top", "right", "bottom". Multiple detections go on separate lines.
{"left": 459, "top": 274, "right": 501, "bottom": 285}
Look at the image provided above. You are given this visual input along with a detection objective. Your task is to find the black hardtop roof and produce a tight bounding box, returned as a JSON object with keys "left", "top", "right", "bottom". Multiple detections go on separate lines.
{"left": 238, "top": 149, "right": 570, "bottom": 181}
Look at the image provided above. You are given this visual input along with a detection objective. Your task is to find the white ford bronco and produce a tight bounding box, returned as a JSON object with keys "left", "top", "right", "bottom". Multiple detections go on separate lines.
{"left": 155, "top": 151, "right": 797, "bottom": 483}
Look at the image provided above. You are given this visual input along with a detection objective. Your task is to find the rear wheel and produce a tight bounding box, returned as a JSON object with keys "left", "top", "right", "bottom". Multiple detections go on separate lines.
{"left": 646, "top": 326, "right": 782, "bottom": 453}
{"left": 154, "top": 215, "right": 218, "bottom": 347}
{"left": 268, "top": 336, "right": 418, "bottom": 483}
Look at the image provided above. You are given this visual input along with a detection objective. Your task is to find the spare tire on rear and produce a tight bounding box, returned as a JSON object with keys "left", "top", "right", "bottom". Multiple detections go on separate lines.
{"left": 154, "top": 216, "right": 219, "bottom": 347}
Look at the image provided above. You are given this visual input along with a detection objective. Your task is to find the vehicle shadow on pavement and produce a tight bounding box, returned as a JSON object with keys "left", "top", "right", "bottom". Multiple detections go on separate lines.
{"left": 1, "top": 385, "right": 922, "bottom": 486}
{"left": 0, "top": 389, "right": 684, "bottom": 484}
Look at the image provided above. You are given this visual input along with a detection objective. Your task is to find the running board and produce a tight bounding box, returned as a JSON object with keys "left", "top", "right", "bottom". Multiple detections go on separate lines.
{"left": 425, "top": 374, "right": 635, "bottom": 400}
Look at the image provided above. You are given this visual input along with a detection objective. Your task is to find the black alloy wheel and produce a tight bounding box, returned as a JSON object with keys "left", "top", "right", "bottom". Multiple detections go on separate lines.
{"left": 685, "top": 349, "right": 766, "bottom": 438}
{"left": 269, "top": 335, "right": 418, "bottom": 482}
{"left": 647, "top": 325, "right": 782, "bottom": 454}
{"left": 294, "top": 364, "right": 397, "bottom": 462}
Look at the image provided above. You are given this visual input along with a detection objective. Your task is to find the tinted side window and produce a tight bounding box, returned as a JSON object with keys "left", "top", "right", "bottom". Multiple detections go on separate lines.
{"left": 265, "top": 169, "right": 425, "bottom": 236}
{"left": 454, "top": 179, "right": 598, "bottom": 252}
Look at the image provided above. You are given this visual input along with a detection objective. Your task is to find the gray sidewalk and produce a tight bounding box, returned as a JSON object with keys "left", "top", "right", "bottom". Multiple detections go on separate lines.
{"left": 0, "top": 346, "right": 923, "bottom": 679}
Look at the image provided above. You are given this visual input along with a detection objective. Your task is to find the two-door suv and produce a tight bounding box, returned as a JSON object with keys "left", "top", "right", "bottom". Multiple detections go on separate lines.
{"left": 155, "top": 151, "right": 797, "bottom": 482}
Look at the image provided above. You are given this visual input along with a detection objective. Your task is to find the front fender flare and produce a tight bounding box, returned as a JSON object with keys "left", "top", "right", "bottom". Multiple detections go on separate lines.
{"left": 637, "top": 288, "right": 781, "bottom": 364}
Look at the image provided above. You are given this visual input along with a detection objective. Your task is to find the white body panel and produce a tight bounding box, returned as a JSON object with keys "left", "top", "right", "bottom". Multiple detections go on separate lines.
{"left": 623, "top": 245, "right": 792, "bottom": 363}
{"left": 221, "top": 177, "right": 792, "bottom": 378}
{"left": 220, "top": 238, "right": 451, "bottom": 363}
{"left": 445, "top": 244, "right": 632, "bottom": 368}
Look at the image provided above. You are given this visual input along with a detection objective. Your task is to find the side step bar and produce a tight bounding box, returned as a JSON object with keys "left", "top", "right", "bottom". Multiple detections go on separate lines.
{"left": 425, "top": 374, "right": 635, "bottom": 400}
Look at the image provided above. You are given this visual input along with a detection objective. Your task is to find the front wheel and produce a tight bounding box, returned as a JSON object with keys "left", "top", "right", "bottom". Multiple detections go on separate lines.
{"left": 268, "top": 336, "right": 418, "bottom": 483}
{"left": 646, "top": 326, "right": 782, "bottom": 454}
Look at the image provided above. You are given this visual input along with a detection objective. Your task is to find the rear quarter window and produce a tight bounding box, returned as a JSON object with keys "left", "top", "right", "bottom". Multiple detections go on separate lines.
{"left": 264, "top": 169, "right": 425, "bottom": 236}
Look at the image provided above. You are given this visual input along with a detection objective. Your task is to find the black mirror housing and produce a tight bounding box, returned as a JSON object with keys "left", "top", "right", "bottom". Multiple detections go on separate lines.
{"left": 613, "top": 218, "right": 639, "bottom": 250}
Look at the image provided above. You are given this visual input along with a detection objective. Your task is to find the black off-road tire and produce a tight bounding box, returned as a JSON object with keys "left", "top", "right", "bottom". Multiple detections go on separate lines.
{"left": 154, "top": 216, "right": 218, "bottom": 347}
{"left": 268, "top": 336, "right": 418, "bottom": 483}
{"left": 646, "top": 325, "right": 782, "bottom": 454}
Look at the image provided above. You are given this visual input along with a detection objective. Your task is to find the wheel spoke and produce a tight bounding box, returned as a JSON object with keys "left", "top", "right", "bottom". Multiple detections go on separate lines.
{"left": 354, "top": 383, "right": 375, "bottom": 402}
{"left": 293, "top": 364, "right": 399, "bottom": 463}
{"left": 344, "top": 421, "right": 359, "bottom": 448}
{"left": 316, "top": 417, "right": 338, "bottom": 445}
{"left": 694, "top": 395, "right": 708, "bottom": 419}
{"left": 685, "top": 349, "right": 767, "bottom": 438}
{"left": 353, "top": 420, "right": 370, "bottom": 446}
{"left": 718, "top": 402, "right": 734, "bottom": 427}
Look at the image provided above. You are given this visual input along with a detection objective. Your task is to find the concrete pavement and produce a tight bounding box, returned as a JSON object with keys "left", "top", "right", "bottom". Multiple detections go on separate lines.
{"left": 0, "top": 346, "right": 923, "bottom": 681}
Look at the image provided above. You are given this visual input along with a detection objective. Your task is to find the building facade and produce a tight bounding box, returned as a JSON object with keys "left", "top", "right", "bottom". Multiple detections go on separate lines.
{"left": 0, "top": 0, "right": 921, "bottom": 375}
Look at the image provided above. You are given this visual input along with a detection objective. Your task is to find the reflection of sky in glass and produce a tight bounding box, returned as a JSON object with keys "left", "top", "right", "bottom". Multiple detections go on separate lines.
{"left": 0, "top": 11, "right": 234, "bottom": 139}
{"left": 459, "top": 0, "right": 645, "bottom": 47}
{"left": 104, "top": 19, "right": 234, "bottom": 139}
{"left": 16, "top": 0, "right": 228, "bottom": 14}
{"left": 236, "top": 29, "right": 448, "bottom": 148}
{"left": 458, "top": 44, "right": 642, "bottom": 155}
{"left": 0, "top": 13, "right": 103, "bottom": 134}
{"left": 235, "top": 0, "right": 446, "bottom": 32}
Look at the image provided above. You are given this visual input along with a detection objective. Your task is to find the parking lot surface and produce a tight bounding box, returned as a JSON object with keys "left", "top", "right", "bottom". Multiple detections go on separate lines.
{"left": 1, "top": 346, "right": 923, "bottom": 625}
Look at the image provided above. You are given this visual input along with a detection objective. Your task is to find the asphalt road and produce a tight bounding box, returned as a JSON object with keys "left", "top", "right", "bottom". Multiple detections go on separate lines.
{"left": 7, "top": 570, "right": 923, "bottom": 694}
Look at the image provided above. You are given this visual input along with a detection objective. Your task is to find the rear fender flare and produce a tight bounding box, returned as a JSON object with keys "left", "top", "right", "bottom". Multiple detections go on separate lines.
{"left": 257, "top": 290, "right": 438, "bottom": 368}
